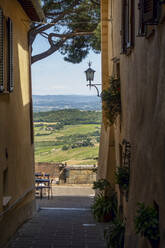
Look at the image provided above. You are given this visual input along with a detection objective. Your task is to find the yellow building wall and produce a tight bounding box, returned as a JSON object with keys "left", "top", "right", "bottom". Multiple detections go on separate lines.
{"left": 0, "top": 0, "right": 35, "bottom": 246}
{"left": 100, "top": 0, "right": 165, "bottom": 247}
{"left": 97, "top": 0, "right": 116, "bottom": 186}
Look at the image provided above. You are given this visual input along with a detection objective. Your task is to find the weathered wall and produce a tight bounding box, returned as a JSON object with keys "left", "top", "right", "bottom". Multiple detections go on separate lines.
{"left": 66, "top": 165, "right": 96, "bottom": 184}
{"left": 0, "top": 1, "right": 35, "bottom": 246}
{"left": 97, "top": 0, "right": 116, "bottom": 186}
{"left": 100, "top": 0, "right": 165, "bottom": 247}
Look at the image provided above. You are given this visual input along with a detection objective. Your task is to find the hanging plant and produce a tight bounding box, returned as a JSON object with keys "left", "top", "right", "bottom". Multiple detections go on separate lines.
{"left": 101, "top": 77, "right": 121, "bottom": 125}
{"left": 134, "top": 202, "right": 160, "bottom": 248}
{"left": 115, "top": 166, "right": 130, "bottom": 198}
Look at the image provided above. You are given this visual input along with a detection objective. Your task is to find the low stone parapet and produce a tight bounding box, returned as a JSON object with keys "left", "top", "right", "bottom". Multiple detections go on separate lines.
{"left": 35, "top": 163, "right": 97, "bottom": 184}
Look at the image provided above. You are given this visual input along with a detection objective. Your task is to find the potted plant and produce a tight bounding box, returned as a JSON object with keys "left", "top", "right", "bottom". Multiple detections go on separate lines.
{"left": 92, "top": 179, "right": 117, "bottom": 222}
{"left": 134, "top": 202, "right": 160, "bottom": 248}
{"left": 104, "top": 217, "right": 125, "bottom": 248}
{"left": 91, "top": 190, "right": 117, "bottom": 222}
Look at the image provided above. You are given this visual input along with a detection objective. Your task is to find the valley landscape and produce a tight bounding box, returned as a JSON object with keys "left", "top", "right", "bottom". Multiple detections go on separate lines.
{"left": 33, "top": 96, "right": 102, "bottom": 165}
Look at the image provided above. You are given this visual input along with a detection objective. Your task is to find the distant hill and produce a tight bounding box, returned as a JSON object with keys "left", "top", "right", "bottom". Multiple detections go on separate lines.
{"left": 33, "top": 109, "right": 102, "bottom": 125}
{"left": 33, "top": 95, "right": 102, "bottom": 112}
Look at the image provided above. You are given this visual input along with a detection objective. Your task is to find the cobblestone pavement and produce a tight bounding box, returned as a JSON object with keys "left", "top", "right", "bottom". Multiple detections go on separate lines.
{"left": 6, "top": 186, "right": 107, "bottom": 248}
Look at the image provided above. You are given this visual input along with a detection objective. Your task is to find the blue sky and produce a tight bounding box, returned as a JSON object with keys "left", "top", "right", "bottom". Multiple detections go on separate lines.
{"left": 31, "top": 36, "right": 101, "bottom": 96}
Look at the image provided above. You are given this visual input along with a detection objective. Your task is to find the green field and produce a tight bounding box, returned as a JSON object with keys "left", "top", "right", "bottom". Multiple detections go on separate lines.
{"left": 34, "top": 110, "right": 101, "bottom": 165}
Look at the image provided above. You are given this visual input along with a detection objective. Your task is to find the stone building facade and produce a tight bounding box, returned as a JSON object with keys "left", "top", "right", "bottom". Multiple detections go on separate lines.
{"left": 0, "top": 1, "right": 44, "bottom": 246}
{"left": 98, "top": 0, "right": 165, "bottom": 247}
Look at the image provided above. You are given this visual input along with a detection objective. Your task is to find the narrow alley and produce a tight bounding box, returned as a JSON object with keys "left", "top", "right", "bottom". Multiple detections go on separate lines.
{"left": 5, "top": 186, "right": 106, "bottom": 248}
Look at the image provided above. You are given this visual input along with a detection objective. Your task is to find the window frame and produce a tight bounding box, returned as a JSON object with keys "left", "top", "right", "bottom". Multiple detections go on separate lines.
{"left": 121, "top": 0, "right": 134, "bottom": 54}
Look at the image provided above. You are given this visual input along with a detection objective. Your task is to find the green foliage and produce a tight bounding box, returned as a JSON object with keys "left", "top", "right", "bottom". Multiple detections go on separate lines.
{"left": 102, "top": 77, "right": 121, "bottom": 125}
{"left": 115, "top": 166, "right": 130, "bottom": 193}
{"left": 91, "top": 190, "right": 117, "bottom": 222}
{"left": 104, "top": 218, "right": 125, "bottom": 248}
{"left": 92, "top": 179, "right": 118, "bottom": 222}
{"left": 134, "top": 202, "right": 160, "bottom": 242}
{"left": 93, "top": 178, "right": 111, "bottom": 191}
{"left": 71, "top": 138, "right": 94, "bottom": 149}
{"left": 32, "top": 0, "right": 100, "bottom": 64}
{"left": 33, "top": 109, "right": 102, "bottom": 125}
{"left": 54, "top": 122, "right": 64, "bottom": 130}
{"left": 62, "top": 145, "right": 69, "bottom": 151}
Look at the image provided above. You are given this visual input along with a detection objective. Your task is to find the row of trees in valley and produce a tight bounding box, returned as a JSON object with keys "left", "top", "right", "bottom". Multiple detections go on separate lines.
{"left": 33, "top": 109, "right": 102, "bottom": 125}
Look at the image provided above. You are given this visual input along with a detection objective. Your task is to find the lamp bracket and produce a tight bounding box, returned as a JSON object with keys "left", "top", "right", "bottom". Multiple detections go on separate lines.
{"left": 86, "top": 83, "right": 101, "bottom": 97}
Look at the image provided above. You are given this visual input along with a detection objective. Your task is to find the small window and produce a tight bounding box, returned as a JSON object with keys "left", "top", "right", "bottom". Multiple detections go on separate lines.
{"left": 0, "top": 8, "right": 14, "bottom": 94}
{"left": 121, "top": 0, "right": 134, "bottom": 54}
{"left": 137, "top": 1, "right": 147, "bottom": 36}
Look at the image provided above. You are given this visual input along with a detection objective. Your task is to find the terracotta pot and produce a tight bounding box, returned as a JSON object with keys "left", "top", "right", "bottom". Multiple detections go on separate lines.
{"left": 103, "top": 214, "right": 113, "bottom": 222}
{"left": 149, "top": 239, "right": 160, "bottom": 248}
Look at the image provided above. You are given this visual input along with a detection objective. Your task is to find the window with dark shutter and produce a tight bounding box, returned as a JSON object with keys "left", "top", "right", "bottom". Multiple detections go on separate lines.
{"left": 143, "top": 0, "right": 155, "bottom": 23}
{"left": 7, "top": 18, "right": 13, "bottom": 92}
{"left": 138, "top": 0, "right": 160, "bottom": 35}
{"left": 0, "top": 8, "right": 4, "bottom": 92}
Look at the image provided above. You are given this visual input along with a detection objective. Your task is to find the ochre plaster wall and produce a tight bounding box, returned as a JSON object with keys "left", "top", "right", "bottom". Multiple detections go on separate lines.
{"left": 100, "top": 0, "right": 165, "bottom": 247}
{"left": 97, "top": 0, "right": 116, "bottom": 185}
{"left": 0, "top": 1, "right": 35, "bottom": 246}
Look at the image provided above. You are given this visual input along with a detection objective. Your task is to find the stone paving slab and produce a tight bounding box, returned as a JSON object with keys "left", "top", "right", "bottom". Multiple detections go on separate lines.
{"left": 6, "top": 208, "right": 106, "bottom": 248}
{"left": 36, "top": 196, "right": 94, "bottom": 209}
{"left": 36, "top": 185, "right": 95, "bottom": 209}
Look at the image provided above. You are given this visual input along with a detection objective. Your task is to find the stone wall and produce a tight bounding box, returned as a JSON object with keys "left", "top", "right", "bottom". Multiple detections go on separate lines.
{"left": 35, "top": 163, "right": 97, "bottom": 184}
{"left": 35, "top": 162, "right": 62, "bottom": 179}
{"left": 66, "top": 165, "right": 96, "bottom": 184}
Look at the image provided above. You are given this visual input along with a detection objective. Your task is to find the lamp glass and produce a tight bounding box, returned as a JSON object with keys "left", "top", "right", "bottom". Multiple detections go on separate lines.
{"left": 85, "top": 68, "right": 95, "bottom": 81}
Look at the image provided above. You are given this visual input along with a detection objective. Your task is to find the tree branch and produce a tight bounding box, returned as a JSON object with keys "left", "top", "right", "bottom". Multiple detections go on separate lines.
{"left": 31, "top": 38, "right": 67, "bottom": 64}
{"left": 91, "top": 0, "right": 100, "bottom": 6}
{"left": 32, "top": 31, "right": 94, "bottom": 64}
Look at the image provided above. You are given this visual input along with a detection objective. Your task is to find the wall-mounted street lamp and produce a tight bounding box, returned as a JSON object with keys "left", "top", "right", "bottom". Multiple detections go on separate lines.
{"left": 84, "top": 62, "right": 101, "bottom": 97}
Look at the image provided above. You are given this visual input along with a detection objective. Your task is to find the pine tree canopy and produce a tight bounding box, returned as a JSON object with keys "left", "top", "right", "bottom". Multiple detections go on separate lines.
{"left": 30, "top": 0, "right": 100, "bottom": 64}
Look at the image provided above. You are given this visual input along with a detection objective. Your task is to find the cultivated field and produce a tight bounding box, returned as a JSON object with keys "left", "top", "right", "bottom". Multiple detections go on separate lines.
{"left": 34, "top": 123, "right": 100, "bottom": 165}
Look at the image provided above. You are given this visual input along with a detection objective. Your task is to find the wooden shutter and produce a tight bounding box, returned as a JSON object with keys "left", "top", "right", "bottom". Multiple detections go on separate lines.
{"left": 0, "top": 8, "right": 4, "bottom": 92}
{"left": 143, "top": 0, "right": 154, "bottom": 23}
{"left": 7, "top": 18, "right": 14, "bottom": 92}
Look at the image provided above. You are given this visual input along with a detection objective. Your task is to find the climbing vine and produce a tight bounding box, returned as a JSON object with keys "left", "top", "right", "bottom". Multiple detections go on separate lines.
{"left": 101, "top": 77, "right": 121, "bottom": 125}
